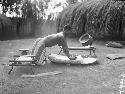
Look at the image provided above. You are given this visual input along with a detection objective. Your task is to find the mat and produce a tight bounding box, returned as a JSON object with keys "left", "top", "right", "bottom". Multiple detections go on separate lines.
{"left": 106, "top": 42, "right": 123, "bottom": 48}
{"left": 22, "top": 71, "right": 62, "bottom": 78}
{"left": 107, "top": 54, "right": 125, "bottom": 60}
{"left": 48, "top": 54, "right": 97, "bottom": 64}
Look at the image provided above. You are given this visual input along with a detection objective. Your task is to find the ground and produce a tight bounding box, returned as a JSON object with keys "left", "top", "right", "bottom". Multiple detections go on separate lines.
{"left": 0, "top": 37, "right": 125, "bottom": 94}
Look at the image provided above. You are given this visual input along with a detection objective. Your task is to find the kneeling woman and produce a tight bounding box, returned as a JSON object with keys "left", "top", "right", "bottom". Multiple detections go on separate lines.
{"left": 31, "top": 25, "right": 76, "bottom": 64}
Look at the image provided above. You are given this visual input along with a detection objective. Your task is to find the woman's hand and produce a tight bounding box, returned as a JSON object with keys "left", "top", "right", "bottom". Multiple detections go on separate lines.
{"left": 69, "top": 54, "right": 77, "bottom": 60}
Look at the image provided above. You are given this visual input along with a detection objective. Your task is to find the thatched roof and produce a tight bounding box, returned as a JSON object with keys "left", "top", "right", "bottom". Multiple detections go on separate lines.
{"left": 56, "top": 0, "right": 125, "bottom": 39}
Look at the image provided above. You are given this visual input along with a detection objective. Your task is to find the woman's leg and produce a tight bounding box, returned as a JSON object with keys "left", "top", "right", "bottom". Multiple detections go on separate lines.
{"left": 30, "top": 38, "right": 42, "bottom": 54}
{"left": 34, "top": 39, "right": 46, "bottom": 64}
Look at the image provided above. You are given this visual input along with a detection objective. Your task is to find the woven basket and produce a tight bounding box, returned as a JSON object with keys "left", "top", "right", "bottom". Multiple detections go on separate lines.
{"left": 79, "top": 33, "right": 93, "bottom": 46}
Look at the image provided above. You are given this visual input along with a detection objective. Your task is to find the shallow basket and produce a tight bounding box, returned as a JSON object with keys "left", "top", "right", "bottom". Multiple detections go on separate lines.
{"left": 79, "top": 33, "right": 93, "bottom": 46}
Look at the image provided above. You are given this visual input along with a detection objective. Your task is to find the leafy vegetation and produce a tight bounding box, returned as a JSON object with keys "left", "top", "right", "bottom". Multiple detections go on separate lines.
{"left": 0, "top": 0, "right": 80, "bottom": 39}
{"left": 0, "top": 0, "right": 21, "bottom": 15}
{"left": 56, "top": 0, "right": 125, "bottom": 39}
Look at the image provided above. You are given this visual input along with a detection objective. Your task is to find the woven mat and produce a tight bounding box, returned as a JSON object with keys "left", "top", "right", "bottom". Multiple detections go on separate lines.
{"left": 48, "top": 54, "right": 97, "bottom": 64}
{"left": 22, "top": 71, "right": 62, "bottom": 78}
{"left": 106, "top": 54, "right": 125, "bottom": 60}
{"left": 106, "top": 42, "right": 123, "bottom": 48}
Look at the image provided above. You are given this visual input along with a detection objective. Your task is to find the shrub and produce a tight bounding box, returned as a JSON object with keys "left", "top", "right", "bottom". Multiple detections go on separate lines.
{"left": 56, "top": 0, "right": 125, "bottom": 39}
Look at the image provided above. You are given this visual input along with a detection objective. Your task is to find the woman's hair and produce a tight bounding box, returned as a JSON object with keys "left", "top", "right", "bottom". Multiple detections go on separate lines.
{"left": 63, "top": 25, "right": 71, "bottom": 31}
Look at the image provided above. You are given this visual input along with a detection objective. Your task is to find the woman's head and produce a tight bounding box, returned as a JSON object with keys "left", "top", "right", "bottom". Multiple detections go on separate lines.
{"left": 63, "top": 24, "right": 72, "bottom": 31}
{"left": 63, "top": 25, "right": 72, "bottom": 37}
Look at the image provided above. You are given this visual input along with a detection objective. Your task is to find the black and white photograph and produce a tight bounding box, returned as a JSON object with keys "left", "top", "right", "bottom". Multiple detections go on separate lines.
{"left": 0, "top": 0, "right": 125, "bottom": 94}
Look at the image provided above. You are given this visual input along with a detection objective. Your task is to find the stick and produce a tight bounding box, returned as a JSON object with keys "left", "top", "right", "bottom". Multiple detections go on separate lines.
{"left": 21, "top": 71, "right": 62, "bottom": 78}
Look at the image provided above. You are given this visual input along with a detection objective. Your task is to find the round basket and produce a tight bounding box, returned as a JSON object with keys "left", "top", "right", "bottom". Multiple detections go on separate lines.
{"left": 79, "top": 33, "right": 93, "bottom": 46}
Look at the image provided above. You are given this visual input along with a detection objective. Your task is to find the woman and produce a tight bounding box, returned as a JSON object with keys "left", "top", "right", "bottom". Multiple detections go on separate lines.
{"left": 31, "top": 25, "right": 76, "bottom": 64}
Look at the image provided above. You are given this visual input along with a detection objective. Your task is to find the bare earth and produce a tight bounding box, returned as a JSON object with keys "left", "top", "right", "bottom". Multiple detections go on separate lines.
{"left": 0, "top": 38, "right": 125, "bottom": 94}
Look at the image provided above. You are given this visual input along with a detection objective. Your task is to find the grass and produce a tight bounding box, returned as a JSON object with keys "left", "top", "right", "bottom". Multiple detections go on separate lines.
{"left": 0, "top": 37, "right": 125, "bottom": 94}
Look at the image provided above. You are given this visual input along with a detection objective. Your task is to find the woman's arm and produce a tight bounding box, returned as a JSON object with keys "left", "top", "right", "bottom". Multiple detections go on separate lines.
{"left": 59, "top": 35, "right": 76, "bottom": 60}
{"left": 59, "top": 36, "right": 70, "bottom": 57}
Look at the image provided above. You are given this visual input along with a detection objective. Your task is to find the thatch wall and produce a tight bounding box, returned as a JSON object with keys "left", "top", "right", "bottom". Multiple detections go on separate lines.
{"left": 56, "top": 0, "right": 125, "bottom": 39}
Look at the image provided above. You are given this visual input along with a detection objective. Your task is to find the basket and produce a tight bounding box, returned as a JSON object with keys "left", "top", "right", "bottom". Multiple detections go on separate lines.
{"left": 79, "top": 33, "right": 93, "bottom": 46}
